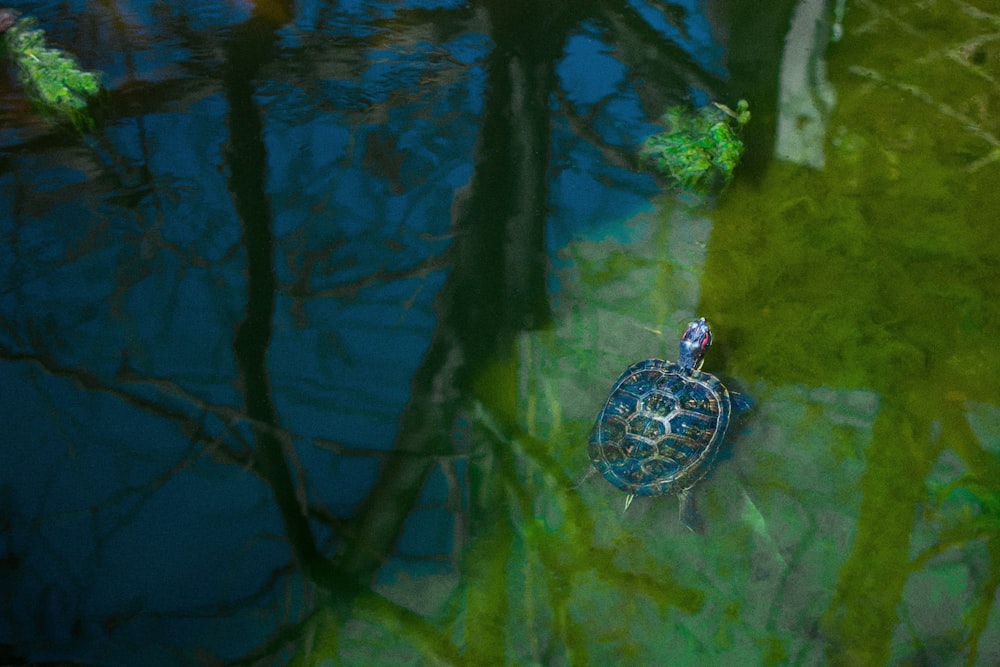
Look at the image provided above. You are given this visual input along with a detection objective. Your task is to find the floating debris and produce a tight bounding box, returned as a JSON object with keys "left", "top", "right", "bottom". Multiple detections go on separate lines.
{"left": 639, "top": 99, "right": 750, "bottom": 195}
{"left": 1, "top": 13, "right": 104, "bottom": 130}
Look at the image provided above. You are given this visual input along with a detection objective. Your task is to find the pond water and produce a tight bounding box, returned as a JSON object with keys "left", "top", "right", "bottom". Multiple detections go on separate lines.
{"left": 2, "top": 0, "right": 999, "bottom": 665}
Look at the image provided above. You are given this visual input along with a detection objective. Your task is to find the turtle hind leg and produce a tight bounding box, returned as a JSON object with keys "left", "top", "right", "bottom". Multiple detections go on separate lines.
{"left": 678, "top": 489, "right": 704, "bottom": 533}
{"left": 624, "top": 494, "right": 635, "bottom": 512}
{"left": 573, "top": 465, "right": 597, "bottom": 489}
{"left": 731, "top": 391, "right": 754, "bottom": 415}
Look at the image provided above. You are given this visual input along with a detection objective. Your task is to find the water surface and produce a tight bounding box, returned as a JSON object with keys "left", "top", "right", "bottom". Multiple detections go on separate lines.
{"left": 1, "top": 0, "right": 999, "bottom": 664}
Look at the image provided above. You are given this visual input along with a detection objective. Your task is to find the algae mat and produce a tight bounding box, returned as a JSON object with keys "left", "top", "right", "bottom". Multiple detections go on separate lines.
{"left": 706, "top": 0, "right": 1000, "bottom": 663}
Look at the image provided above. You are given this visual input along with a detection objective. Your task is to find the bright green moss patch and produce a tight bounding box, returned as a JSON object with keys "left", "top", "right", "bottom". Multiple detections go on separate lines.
{"left": 640, "top": 100, "right": 751, "bottom": 195}
{"left": 1, "top": 15, "right": 104, "bottom": 130}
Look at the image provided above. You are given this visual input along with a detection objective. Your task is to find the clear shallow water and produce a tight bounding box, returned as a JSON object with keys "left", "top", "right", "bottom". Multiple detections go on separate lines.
{"left": 1, "top": 0, "right": 999, "bottom": 665}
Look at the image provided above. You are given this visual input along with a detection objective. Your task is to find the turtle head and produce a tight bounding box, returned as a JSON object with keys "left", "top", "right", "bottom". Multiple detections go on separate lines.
{"left": 678, "top": 318, "right": 713, "bottom": 372}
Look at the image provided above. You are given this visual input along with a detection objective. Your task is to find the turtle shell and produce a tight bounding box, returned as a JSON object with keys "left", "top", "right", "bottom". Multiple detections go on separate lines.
{"left": 588, "top": 357, "right": 733, "bottom": 497}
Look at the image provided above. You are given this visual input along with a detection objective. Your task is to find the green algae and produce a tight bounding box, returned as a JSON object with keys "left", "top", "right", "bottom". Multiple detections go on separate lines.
{"left": 515, "top": 0, "right": 1000, "bottom": 661}
{"left": 699, "top": 0, "right": 1000, "bottom": 662}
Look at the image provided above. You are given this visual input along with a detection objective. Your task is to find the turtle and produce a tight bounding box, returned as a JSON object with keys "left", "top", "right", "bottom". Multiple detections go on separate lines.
{"left": 587, "top": 317, "right": 751, "bottom": 531}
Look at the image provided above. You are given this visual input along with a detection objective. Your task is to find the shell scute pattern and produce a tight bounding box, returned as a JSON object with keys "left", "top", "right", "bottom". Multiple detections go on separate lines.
{"left": 629, "top": 413, "right": 666, "bottom": 440}
{"left": 641, "top": 391, "right": 679, "bottom": 418}
{"left": 589, "top": 359, "right": 729, "bottom": 497}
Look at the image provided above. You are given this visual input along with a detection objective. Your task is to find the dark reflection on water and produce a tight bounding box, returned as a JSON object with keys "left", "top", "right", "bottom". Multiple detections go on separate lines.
{"left": 0, "top": 0, "right": 732, "bottom": 663}
{"left": 3, "top": 0, "right": 999, "bottom": 665}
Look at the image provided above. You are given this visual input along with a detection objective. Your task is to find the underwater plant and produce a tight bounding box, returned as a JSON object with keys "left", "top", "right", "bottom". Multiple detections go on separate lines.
{"left": 639, "top": 99, "right": 750, "bottom": 195}
{"left": 1, "top": 12, "right": 103, "bottom": 130}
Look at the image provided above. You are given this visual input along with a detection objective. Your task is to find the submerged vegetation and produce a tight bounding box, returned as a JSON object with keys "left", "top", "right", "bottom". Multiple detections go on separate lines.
{"left": 1, "top": 13, "right": 103, "bottom": 130}
{"left": 639, "top": 100, "right": 751, "bottom": 195}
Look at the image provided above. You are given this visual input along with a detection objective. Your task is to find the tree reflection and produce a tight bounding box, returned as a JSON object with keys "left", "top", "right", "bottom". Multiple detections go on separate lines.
{"left": 0, "top": 0, "right": 732, "bottom": 663}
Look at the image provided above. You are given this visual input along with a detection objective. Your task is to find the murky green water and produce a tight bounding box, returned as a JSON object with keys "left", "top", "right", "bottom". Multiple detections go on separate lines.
{"left": 516, "top": 1, "right": 1000, "bottom": 664}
